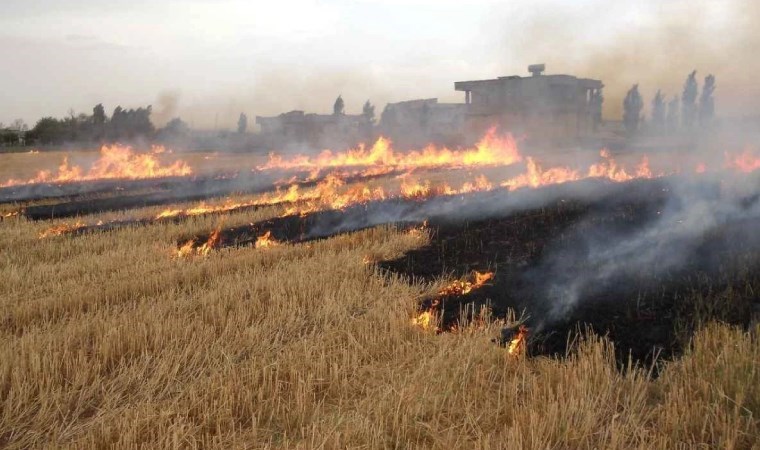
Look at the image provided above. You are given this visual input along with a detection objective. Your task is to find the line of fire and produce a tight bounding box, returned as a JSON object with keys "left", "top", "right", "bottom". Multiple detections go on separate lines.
{"left": 1, "top": 63, "right": 758, "bottom": 366}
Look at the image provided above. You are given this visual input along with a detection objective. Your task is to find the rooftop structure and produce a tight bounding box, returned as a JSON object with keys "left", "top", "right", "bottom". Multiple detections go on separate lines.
{"left": 454, "top": 64, "right": 604, "bottom": 139}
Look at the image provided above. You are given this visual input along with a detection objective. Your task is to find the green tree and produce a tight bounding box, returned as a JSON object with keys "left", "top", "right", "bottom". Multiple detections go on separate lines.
{"left": 93, "top": 103, "right": 107, "bottom": 125}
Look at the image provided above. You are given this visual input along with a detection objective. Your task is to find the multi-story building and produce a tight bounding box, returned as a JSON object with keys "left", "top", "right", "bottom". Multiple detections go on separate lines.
{"left": 454, "top": 64, "right": 603, "bottom": 140}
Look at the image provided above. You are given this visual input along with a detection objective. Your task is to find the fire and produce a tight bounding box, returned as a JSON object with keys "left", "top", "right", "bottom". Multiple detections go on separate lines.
{"left": 502, "top": 157, "right": 580, "bottom": 191}
{"left": 437, "top": 270, "right": 494, "bottom": 296}
{"left": 175, "top": 226, "right": 222, "bottom": 258}
{"left": 412, "top": 300, "right": 440, "bottom": 332}
{"left": 587, "top": 149, "right": 653, "bottom": 182}
{"left": 38, "top": 222, "right": 86, "bottom": 239}
{"left": 725, "top": 148, "right": 760, "bottom": 173}
{"left": 254, "top": 231, "right": 279, "bottom": 249}
{"left": 258, "top": 127, "right": 521, "bottom": 172}
{"left": 411, "top": 309, "right": 437, "bottom": 331}
{"left": 412, "top": 271, "right": 494, "bottom": 332}
{"left": 502, "top": 149, "right": 655, "bottom": 191}
{"left": 1, "top": 144, "right": 192, "bottom": 187}
{"left": 197, "top": 227, "right": 222, "bottom": 256}
{"left": 175, "top": 240, "right": 196, "bottom": 258}
{"left": 507, "top": 325, "right": 528, "bottom": 356}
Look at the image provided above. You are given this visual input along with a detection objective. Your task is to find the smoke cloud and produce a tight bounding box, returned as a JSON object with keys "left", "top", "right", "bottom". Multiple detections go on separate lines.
{"left": 525, "top": 174, "right": 760, "bottom": 328}
{"left": 497, "top": 0, "right": 760, "bottom": 119}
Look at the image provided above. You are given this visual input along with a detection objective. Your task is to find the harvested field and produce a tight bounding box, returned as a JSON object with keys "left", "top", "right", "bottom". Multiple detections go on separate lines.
{"left": 1, "top": 144, "right": 759, "bottom": 449}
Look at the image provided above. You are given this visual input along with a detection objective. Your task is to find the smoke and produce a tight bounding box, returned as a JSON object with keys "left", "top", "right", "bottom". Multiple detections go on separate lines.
{"left": 152, "top": 90, "right": 181, "bottom": 128}
{"left": 529, "top": 173, "right": 760, "bottom": 328}
{"left": 498, "top": 0, "right": 760, "bottom": 119}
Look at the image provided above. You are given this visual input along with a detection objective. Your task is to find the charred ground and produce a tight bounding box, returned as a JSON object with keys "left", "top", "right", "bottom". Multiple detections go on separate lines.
{"left": 379, "top": 180, "right": 759, "bottom": 368}
{"left": 177, "top": 176, "right": 760, "bottom": 369}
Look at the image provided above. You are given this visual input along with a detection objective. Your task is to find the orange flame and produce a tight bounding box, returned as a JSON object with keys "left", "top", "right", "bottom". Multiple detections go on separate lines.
{"left": 437, "top": 270, "right": 494, "bottom": 296}
{"left": 254, "top": 231, "right": 279, "bottom": 249}
{"left": 507, "top": 325, "right": 528, "bottom": 356}
{"left": 175, "top": 226, "right": 222, "bottom": 258}
{"left": 38, "top": 221, "right": 86, "bottom": 239}
{"left": 412, "top": 271, "right": 494, "bottom": 331}
{"left": 1, "top": 144, "right": 192, "bottom": 187}
{"left": 587, "top": 149, "right": 653, "bottom": 182}
{"left": 258, "top": 128, "right": 521, "bottom": 172}
{"left": 725, "top": 148, "right": 760, "bottom": 173}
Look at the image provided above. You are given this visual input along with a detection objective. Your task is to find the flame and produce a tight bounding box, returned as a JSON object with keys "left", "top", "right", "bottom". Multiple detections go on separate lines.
{"left": 1, "top": 144, "right": 192, "bottom": 187}
{"left": 38, "top": 221, "right": 86, "bottom": 239}
{"left": 502, "top": 157, "right": 580, "bottom": 191}
{"left": 412, "top": 271, "right": 494, "bottom": 332}
{"left": 411, "top": 309, "right": 437, "bottom": 331}
{"left": 501, "top": 149, "right": 655, "bottom": 191}
{"left": 507, "top": 325, "right": 528, "bottom": 356}
{"left": 587, "top": 149, "right": 653, "bottom": 182}
{"left": 254, "top": 231, "right": 279, "bottom": 249}
{"left": 725, "top": 148, "right": 760, "bottom": 173}
{"left": 175, "top": 226, "right": 222, "bottom": 258}
{"left": 437, "top": 270, "right": 494, "bottom": 296}
{"left": 258, "top": 128, "right": 521, "bottom": 172}
{"left": 175, "top": 240, "right": 196, "bottom": 259}
{"left": 197, "top": 227, "right": 222, "bottom": 256}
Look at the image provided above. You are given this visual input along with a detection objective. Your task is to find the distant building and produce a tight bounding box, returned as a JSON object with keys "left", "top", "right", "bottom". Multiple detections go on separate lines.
{"left": 256, "top": 110, "right": 366, "bottom": 149}
{"left": 454, "top": 64, "right": 603, "bottom": 140}
{"left": 379, "top": 98, "right": 467, "bottom": 147}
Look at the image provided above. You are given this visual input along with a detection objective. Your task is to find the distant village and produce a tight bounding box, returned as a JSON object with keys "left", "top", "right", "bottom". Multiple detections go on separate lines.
{"left": 2, "top": 64, "right": 723, "bottom": 151}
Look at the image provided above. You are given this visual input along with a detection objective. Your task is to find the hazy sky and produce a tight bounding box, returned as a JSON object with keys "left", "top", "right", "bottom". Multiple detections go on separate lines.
{"left": 1, "top": 0, "right": 757, "bottom": 129}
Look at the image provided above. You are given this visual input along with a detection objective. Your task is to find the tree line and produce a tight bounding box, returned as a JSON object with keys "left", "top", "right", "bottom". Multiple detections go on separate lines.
{"left": 622, "top": 71, "right": 716, "bottom": 134}
{"left": 23, "top": 104, "right": 156, "bottom": 145}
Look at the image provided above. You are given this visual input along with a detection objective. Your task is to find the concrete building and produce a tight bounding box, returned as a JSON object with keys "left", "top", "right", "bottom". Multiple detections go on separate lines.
{"left": 454, "top": 64, "right": 603, "bottom": 140}
{"left": 379, "top": 98, "right": 467, "bottom": 147}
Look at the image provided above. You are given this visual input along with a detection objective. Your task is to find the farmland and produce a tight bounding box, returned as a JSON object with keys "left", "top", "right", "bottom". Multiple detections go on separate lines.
{"left": 0, "top": 141, "right": 758, "bottom": 449}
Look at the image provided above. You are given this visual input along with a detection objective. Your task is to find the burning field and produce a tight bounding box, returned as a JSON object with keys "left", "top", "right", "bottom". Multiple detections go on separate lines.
{"left": 1, "top": 135, "right": 759, "bottom": 448}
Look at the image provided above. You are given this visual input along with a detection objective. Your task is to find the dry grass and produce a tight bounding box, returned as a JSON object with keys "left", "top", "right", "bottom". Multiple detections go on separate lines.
{"left": 0, "top": 153, "right": 758, "bottom": 449}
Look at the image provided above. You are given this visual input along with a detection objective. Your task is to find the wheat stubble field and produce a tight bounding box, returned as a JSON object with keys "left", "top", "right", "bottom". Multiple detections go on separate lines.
{"left": 0, "top": 146, "right": 758, "bottom": 449}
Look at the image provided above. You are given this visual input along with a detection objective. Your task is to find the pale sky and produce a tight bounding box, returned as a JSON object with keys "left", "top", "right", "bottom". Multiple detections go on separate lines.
{"left": 1, "top": 0, "right": 757, "bottom": 129}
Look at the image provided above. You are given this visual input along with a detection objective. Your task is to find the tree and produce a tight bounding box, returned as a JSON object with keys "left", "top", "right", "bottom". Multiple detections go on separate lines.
{"left": 93, "top": 104, "right": 107, "bottom": 125}
{"left": 681, "top": 70, "right": 699, "bottom": 128}
{"left": 651, "top": 90, "right": 666, "bottom": 130}
{"left": 29, "top": 117, "right": 63, "bottom": 144}
{"left": 333, "top": 95, "right": 345, "bottom": 116}
{"left": 623, "top": 85, "right": 643, "bottom": 134}
{"left": 160, "top": 117, "right": 190, "bottom": 139}
{"left": 666, "top": 95, "right": 679, "bottom": 131}
{"left": 362, "top": 100, "right": 375, "bottom": 124}
{"left": 699, "top": 74, "right": 716, "bottom": 125}
{"left": 237, "top": 113, "right": 248, "bottom": 134}
{"left": 109, "top": 105, "right": 154, "bottom": 139}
